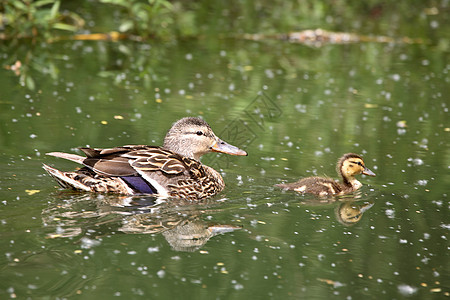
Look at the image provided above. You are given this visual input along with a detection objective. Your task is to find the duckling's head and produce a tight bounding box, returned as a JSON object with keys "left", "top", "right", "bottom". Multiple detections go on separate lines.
{"left": 163, "top": 117, "right": 248, "bottom": 160}
{"left": 337, "top": 153, "right": 376, "bottom": 181}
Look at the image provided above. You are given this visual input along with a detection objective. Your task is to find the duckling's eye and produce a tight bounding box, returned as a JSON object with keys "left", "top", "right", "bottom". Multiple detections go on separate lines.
{"left": 196, "top": 131, "right": 204, "bottom": 136}
{"left": 356, "top": 161, "right": 363, "bottom": 167}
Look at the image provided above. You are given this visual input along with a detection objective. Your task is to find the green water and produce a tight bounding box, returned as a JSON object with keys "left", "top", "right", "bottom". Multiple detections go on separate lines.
{"left": 1, "top": 5, "right": 449, "bottom": 300}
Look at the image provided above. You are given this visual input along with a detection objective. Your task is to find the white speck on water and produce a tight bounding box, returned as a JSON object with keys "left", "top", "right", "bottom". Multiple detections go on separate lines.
{"left": 178, "top": 89, "right": 185, "bottom": 95}
{"left": 430, "top": 20, "right": 439, "bottom": 29}
{"left": 147, "top": 247, "right": 159, "bottom": 253}
{"left": 157, "top": 270, "right": 165, "bottom": 278}
{"left": 252, "top": 255, "right": 258, "bottom": 261}
{"left": 80, "top": 237, "right": 101, "bottom": 249}
{"left": 265, "top": 69, "right": 274, "bottom": 79}
{"left": 399, "top": 239, "right": 408, "bottom": 244}
{"left": 385, "top": 209, "right": 395, "bottom": 218}
{"left": 220, "top": 50, "right": 227, "bottom": 57}
{"left": 441, "top": 224, "right": 450, "bottom": 230}
{"left": 397, "top": 284, "right": 418, "bottom": 296}
{"left": 397, "top": 129, "right": 406, "bottom": 135}
{"left": 413, "top": 158, "right": 424, "bottom": 166}
{"left": 416, "top": 180, "right": 428, "bottom": 186}
{"left": 295, "top": 104, "right": 307, "bottom": 113}
{"left": 232, "top": 282, "right": 244, "bottom": 290}
{"left": 185, "top": 53, "right": 193, "bottom": 60}
{"left": 127, "top": 251, "right": 137, "bottom": 255}
{"left": 75, "top": 107, "right": 82, "bottom": 114}
{"left": 391, "top": 74, "right": 401, "bottom": 81}
{"left": 29, "top": 134, "right": 37, "bottom": 139}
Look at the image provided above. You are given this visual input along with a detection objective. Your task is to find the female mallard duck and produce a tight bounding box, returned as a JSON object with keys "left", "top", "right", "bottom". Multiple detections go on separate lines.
{"left": 43, "top": 117, "right": 247, "bottom": 200}
{"left": 275, "top": 153, "right": 375, "bottom": 196}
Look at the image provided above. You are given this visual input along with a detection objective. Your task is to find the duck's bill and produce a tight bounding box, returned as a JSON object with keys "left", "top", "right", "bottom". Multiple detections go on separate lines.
{"left": 362, "top": 167, "right": 376, "bottom": 176}
{"left": 211, "top": 140, "right": 248, "bottom": 156}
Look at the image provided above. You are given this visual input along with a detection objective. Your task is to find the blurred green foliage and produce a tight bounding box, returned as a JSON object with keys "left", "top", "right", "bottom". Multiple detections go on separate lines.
{"left": 0, "top": 0, "right": 83, "bottom": 40}
{"left": 1, "top": 0, "right": 447, "bottom": 42}
{"left": 1, "top": 0, "right": 447, "bottom": 90}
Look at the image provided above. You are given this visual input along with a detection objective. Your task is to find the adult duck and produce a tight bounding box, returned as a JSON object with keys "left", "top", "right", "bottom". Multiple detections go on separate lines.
{"left": 43, "top": 117, "right": 247, "bottom": 200}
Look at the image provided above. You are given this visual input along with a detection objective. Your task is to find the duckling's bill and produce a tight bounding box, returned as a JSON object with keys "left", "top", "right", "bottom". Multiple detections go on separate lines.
{"left": 362, "top": 167, "right": 376, "bottom": 176}
{"left": 211, "top": 140, "right": 248, "bottom": 156}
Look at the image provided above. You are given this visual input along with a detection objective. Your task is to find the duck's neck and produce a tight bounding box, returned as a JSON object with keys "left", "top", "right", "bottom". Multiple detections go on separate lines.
{"left": 163, "top": 140, "right": 200, "bottom": 160}
{"left": 342, "top": 175, "right": 362, "bottom": 190}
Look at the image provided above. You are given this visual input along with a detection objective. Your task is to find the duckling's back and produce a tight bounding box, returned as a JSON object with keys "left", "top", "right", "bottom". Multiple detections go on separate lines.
{"left": 276, "top": 177, "right": 343, "bottom": 196}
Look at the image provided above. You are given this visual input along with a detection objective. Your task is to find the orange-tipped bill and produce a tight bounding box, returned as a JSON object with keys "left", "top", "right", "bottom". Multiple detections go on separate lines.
{"left": 362, "top": 167, "right": 376, "bottom": 176}
{"left": 211, "top": 140, "right": 247, "bottom": 156}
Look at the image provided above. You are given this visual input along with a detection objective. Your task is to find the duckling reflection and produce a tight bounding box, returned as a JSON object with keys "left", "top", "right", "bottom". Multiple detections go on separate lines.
{"left": 335, "top": 201, "right": 374, "bottom": 226}
{"left": 280, "top": 190, "right": 374, "bottom": 225}
{"left": 42, "top": 193, "right": 241, "bottom": 252}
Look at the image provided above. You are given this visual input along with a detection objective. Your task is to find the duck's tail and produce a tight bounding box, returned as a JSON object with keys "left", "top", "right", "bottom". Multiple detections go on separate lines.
{"left": 42, "top": 164, "right": 91, "bottom": 191}
{"left": 42, "top": 164, "right": 135, "bottom": 194}
{"left": 46, "top": 152, "right": 86, "bottom": 164}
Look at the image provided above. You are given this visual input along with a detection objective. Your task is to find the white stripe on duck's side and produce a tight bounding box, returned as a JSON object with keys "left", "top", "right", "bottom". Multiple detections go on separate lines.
{"left": 134, "top": 168, "right": 170, "bottom": 197}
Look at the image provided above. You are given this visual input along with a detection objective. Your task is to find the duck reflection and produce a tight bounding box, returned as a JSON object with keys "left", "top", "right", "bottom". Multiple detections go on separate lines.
{"left": 42, "top": 193, "right": 241, "bottom": 252}
{"left": 335, "top": 201, "right": 374, "bottom": 226}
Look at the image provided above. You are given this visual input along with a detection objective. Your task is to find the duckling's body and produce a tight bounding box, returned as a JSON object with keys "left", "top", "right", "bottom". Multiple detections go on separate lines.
{"left": 275, "top": 153, "right": 375, "bottom": 196}
{"left": 43, "top": 117, "right": 247, "bottom": 200}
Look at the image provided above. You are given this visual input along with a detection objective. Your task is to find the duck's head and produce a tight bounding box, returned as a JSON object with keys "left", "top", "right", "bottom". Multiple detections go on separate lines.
{"left": 337, "top": 153, "right": 376, "bottom": 180}
{"left": 163, "top": 117, "right": 248, "bottom": 160}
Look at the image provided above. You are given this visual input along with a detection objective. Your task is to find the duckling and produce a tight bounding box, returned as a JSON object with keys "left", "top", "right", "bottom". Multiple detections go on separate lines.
{"left": 43, "top": 117, "right": 248, "bottom": 200}
{"left": 275, "top": 153, "right": 375, "bottom": 196}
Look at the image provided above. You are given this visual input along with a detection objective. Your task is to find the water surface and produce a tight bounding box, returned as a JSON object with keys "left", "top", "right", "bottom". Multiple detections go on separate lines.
{"left": 0, "top": 11, "right": 449, "bottom": 300}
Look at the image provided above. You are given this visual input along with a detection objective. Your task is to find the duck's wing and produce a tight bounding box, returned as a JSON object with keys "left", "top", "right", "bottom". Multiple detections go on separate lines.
{"left": 76, "top": 145, "right": 191, "bottom": 177}
{"left": 127, "top": 147, "right": 189, "bottom": 175}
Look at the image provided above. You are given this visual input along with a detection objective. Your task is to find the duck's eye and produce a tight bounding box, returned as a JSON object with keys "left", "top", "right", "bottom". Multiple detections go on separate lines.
{"left": 196, "top": 131, "right": 204, "bottom": 136}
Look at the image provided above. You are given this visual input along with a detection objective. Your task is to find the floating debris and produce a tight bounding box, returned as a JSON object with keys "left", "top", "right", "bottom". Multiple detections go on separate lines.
{"left": 242, "top": 29, "right": 423, "bottom": 46}
{"left": 25, "top": 189, "right": 40, "bottom": 195}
